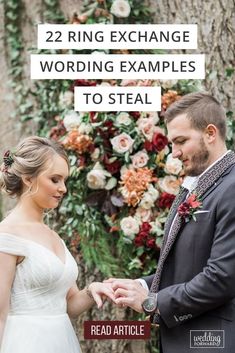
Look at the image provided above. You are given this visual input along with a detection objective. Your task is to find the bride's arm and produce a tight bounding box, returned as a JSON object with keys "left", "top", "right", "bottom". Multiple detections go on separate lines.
{"left": 66, "top": 282, "right": 116, "bottom": 318}
{"left": 0, "top": 253, "right": 17, "bottom": 346}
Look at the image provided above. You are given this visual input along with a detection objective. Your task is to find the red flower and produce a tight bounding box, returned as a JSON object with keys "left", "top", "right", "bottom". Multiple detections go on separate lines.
{"left": 146, "top": 238, "right": 156, "bottom": 249}
{"left": 97, "top": 120, "right": 116, "bottom": 140}
{"left": 178, "top": 203, "right": 190, "bottom": 216}
{"left": 73, "top": 79, "right": 97, "bottom": 87}
{"left": 89, "top": 112, "right": 97, "bottom": 123}
{"left": 140, "top": 222, "right": 151, "bottom": 232}
{"left": 144, "top": 140, "right": 154, "bottom": 152}
{"left": 187, "top": 194, "right": 201, "bottom": 208}
{"left": 49, "top": 121, "right": 66, "bottom": 140}
{"left": 77, "top": 156, "right": 86, "bottom": 168}
{"left": 129, "top": 112, "right": 141, "bottom": 120}
{"left": 104, "top": 159, "right": 121, "bottom": 175}
{"left": 134, "top": 236, "right": 144, "bottom": 247}
{"left": 138, "top": 230, "right": 149, "bottom": 239}
{"left": 158, "top": 192, "right": 176, "bottom": 209}
{"left": 87, "top": 144, "right": 95, "bottom": 154}
{"left": 178, "top": 193, "right": 202, "bottom": 222}
{"left": 134, "top": 222, "right": 152, "bottom": 248}
{"left": 70, "top": 79, "right": 96, "bottom": 92}
{"left": 152, "top": 132, "right": 168, "bottom": 152}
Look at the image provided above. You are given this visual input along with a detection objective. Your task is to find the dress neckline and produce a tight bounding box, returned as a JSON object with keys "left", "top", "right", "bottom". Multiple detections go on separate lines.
{"left": 0, "top": 232, "right": 67, "bottom": 265}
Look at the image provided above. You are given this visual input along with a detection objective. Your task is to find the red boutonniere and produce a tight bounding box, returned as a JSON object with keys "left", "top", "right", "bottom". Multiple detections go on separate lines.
{"left": 178, "top": 193, "right": 202, "bottom": 223}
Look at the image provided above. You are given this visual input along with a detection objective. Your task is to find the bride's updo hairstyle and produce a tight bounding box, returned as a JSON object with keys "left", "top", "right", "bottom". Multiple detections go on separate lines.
{"left": 0, "top": 136, "right": 69, "bottom": 197}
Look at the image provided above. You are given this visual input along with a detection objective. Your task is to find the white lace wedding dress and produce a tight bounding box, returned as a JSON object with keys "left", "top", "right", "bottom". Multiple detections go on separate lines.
{"left": 0, "top": 233, "right": 82, "bottom": 353}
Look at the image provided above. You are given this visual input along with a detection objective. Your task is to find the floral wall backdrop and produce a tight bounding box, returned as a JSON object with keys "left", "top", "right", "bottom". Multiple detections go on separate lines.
{"left": 1, "top": 0, "right": 234, "bottom": 352}
{"left": 34, "top": 3, "right": 234, "bottom": 350}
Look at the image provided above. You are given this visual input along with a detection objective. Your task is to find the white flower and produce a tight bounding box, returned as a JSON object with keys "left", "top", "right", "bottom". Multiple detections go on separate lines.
{"left": 159, "top": 175, "right": 180, "bottom": 195}
{"left": 92, "top": 50, "right": 107, "bottom": 55}
{"left": 131, "top": 150, "right": 149, "bottom": 168}
{"left": 110, "top": 0, "right": 131, "bottom": 18}
{"left": 143, "top": 111, "right": 159, "bottom": 123}
{"left": 87, "top": 170, "right": 106, "bottom": 189}
{"left": 139, "top": 185, "right": 159, "bottom": 209}
{"left": 91, "top": 148, "right": 100, "bottom": 161}
{"left": 164, "top": 153, "right": 183, "bottom": 175}
{"left": 63, "top": 111, "right": 82, "bottom": 131}
{"left": 139, "top": 194, "right": 155, "bottom": 209}
{"left": 160, "top": 79, "right": 178, "bottom": 89}
{"left": 164, "top": 145, "right": 170, "bottom": 155}
{"left": 147, "top": 184, "right": 160, "bottom": 200}
{"left": 120, "top": 216, "right": 140, "bottom": 237}
{"left": 111, "top": 133, "right": 134, "bottom": 154}
{"left": 116, "top": 112, "right": 132, "bottom": 126}
{"left": 135, "top": 207, "right": 152, "bottom": 222}
{"left": 78, "top": 122, "right": 92, "bottom": 135}
{"left": 99, "top": 82, "right": 112, "bottom": 87}
{"left": 59, "top": 91, "right": 74, "bottom": 108}
{"left": 86, "top": 162, "right": 111, "bottom": 190}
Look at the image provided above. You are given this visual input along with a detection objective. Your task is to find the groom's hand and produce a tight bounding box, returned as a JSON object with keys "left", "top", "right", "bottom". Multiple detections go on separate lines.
{"left": 104, "top": 278, "right": 148, "bottom": 313}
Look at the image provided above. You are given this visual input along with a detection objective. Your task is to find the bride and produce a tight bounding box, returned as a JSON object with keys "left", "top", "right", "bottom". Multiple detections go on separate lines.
{"left": 0, "top": 136, "right": 115, "bottom": 353}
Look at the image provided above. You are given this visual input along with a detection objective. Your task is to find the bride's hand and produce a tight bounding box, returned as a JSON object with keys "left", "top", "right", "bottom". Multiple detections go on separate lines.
{"left": 88, "top": 282, "right": 116, "bottom": 309}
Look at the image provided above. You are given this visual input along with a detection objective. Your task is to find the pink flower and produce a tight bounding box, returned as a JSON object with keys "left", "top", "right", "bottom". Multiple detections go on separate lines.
{"left": 111, "top": 133, "right": 134, "bottom": 154}
{"left": 137, "top": 80, "right": 153, "bottom": 87}
{"left": 121, "top": 79, "right": 138, "bottom": 86}
{"left": 131, "top": 150, "right": 149, "bottom": 168}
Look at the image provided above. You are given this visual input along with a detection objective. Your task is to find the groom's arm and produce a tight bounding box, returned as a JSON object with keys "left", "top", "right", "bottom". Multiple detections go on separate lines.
{"left": 141, "top": 274, "right": 155, "bottom": 290}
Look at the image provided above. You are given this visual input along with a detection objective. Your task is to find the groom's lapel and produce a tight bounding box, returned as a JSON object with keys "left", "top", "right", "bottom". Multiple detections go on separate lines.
{"left": 162, "top": 187, "right": 188, "bottom": 248}
{"left": 200, "top": 164, "right": 234, "bottom": 201}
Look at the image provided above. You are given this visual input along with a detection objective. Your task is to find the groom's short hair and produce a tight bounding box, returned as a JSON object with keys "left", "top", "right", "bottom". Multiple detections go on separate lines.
{"left": 164, "top": 92, "right": 227, "bottom": 140}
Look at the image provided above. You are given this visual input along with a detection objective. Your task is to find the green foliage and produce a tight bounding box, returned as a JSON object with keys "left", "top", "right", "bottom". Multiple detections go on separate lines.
{"left": 42, "top": 0, "right": 65, "bottom": 23}
{"left": 225, "top": 67, "right": 234, "bottom": 78}
{"left": 226, "top": 111, "right": 235, "bottom": 149}
{"left": 3, "top": 0, "right": 33, "bottom": 120}
{"left": 58, "top": 173, "right": 121, "bottom": 276}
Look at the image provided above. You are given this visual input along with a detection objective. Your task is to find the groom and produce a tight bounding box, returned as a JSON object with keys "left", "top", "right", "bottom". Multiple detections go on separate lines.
{"left": 108, "top": 92, "right": 235, "bottom": 352}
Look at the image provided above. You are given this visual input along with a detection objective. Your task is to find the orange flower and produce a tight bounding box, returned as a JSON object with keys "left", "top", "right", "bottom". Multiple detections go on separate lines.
{"left": 63, "top": 130, "right": 93, "bottom": 154}
{"left": 162, "top": 90, "right": 181, "bottom": 111}
{"left": 120, "top": 168, "right": 157, "bottom": 207}
{"left": 187, "top": 194, "right": 201, "bottom": 208}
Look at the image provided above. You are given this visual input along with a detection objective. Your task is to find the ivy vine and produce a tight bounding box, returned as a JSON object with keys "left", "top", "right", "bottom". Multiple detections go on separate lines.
{"left": 3, "top": 0, "right": 33, "bottom": 120}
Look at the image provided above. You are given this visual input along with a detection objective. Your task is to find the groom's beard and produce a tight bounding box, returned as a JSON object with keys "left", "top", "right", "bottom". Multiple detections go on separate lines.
{"left": 184, "top": 138, "right": 210, "bottom": 177}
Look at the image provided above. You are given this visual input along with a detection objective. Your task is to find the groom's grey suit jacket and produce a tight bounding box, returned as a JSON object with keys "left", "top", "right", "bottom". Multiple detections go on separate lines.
{"left": 144, "top": 163, "right": 235, "bottom": 353}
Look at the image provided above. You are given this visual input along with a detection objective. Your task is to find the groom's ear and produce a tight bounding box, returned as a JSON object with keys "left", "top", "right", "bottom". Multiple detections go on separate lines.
{"left": 205, "top": 124, "right": 217, "bottom": 143}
